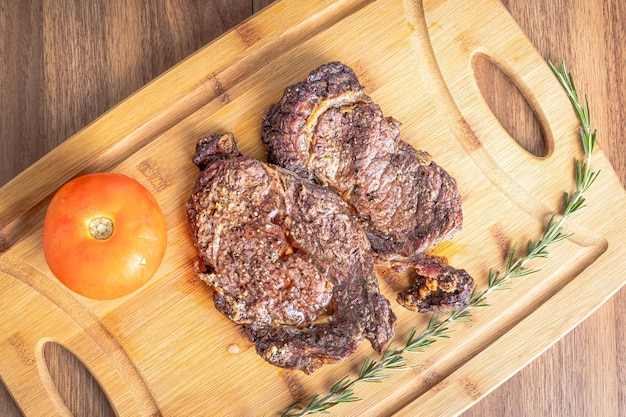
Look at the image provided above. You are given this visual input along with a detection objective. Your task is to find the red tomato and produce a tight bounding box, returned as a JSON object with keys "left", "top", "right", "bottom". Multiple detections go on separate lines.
{"left": 43, "top": 172, "right": 167, "bottom": 300}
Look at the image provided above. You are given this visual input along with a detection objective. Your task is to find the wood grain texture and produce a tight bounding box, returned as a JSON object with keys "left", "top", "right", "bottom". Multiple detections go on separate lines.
{"left": 0, "top": 1, "right": 623, "bottom": 416}
{"left": 0, "top": 1, "right": 272, "bottom": 416}
{"left": 463, "top": 1, "right": 626, "bottom": 417}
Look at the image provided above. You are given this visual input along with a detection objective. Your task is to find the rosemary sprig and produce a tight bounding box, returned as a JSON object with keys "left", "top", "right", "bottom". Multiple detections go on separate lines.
{"left": 279, "top": 60, "right": 599, "bottom": 417}
{"left": 281, "top": 314, "right": 464, "bottom": 417}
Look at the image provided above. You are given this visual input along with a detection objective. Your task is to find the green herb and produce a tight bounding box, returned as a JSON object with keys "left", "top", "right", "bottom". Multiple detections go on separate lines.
{"left": 279, "top": 60, "right": 599, "bottom": 417}
{"left": 281, "top": 312, "right": 469, "bottom": 417}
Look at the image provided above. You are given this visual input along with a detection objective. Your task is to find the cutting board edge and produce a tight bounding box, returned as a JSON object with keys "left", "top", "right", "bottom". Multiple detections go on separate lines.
{"left": 392, "top": 227, "right": 626, "bottom": 416}
{"left": 0, "top": 0, "right": 377, "bottom": 253}
{"left": 2, "top": 0, "right": 626, "bottom": 416}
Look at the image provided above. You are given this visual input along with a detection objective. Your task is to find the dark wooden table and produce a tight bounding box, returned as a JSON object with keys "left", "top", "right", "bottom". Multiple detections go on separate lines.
{"left": 1, "top": 1, "right": 624, "bottom": 416}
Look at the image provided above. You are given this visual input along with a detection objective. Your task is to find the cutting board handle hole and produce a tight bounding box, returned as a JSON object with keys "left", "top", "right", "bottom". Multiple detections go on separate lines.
{"left": 472, "top": 53, "right": 550, "bottom": 158}
{"left": 43, "top": 342, "right": 116, "bottom": 417}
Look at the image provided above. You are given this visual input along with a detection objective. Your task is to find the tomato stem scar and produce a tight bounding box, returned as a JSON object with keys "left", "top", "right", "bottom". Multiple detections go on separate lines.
{"left": 88, "top": 216, "right": 114, "bottom": 240}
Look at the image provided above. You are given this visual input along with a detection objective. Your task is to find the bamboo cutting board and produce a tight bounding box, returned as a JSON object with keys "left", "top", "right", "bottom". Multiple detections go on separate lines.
{"left": 1, "top": 0, "right": 625, "bottom": 416}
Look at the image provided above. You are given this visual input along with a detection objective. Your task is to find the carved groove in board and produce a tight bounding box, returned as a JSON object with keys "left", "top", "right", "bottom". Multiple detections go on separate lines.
{"left": 0, "top": 0, "right": 377, "bottom": 253}
{"left": 43, "top": 342, "right": 116, "bottom": 417}
{"left": 472, "top": 53, "right": 550, "bottom": 158}
{"left": 403, "top": 0, "right": 603, "bottom": 248}
{"left": 396, "top": 1, "right": 611, "bottom": 415}
{"left": 0, "top": 254, "right": 161, "bottom": 416}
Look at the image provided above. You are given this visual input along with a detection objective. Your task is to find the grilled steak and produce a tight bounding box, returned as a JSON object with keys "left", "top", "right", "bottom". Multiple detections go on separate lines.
{"left": 262, "top": 62, "right": 473, "bottom": 312}
{"left": 187, "top": 133, "right": 396, "bottom": 373}
{"left": 395, "top": 256, "right": 474, "bottom": 313}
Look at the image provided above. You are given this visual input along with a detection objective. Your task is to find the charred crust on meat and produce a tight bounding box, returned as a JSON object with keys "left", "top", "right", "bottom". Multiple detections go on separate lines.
{"left": 192, "top": 132, "right": 241, "bottom": 170}
{"left": 261, "top": 61, "right": 464, "bottom": 257}
{"left": 187, "top": 133, "right": 395, "bottom": 373}
{"left": 396, "top": 256, "right": 473, "bottom": 313}
{"left": 261, "top": 62, "right": 474, "bottom": 313}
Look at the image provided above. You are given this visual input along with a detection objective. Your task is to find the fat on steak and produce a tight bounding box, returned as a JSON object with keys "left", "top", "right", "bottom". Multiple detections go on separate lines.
{"left": 262, "top": 62, "right": 473, "bottom": 313}
{"left": 187, "top": 133, "right": 396, "bottom": 373}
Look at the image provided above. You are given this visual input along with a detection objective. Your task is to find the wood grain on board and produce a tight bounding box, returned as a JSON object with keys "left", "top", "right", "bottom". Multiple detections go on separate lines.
{"left": 1, "top": 0, "right": 624, "bottom": 416}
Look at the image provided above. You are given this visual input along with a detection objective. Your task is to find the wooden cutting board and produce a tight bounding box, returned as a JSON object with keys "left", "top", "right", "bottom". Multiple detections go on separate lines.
{"left": 1, "top": 0, "right": 625, "bottom": 416}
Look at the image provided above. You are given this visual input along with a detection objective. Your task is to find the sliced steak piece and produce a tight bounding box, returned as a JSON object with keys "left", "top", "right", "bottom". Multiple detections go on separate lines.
{"left": 187, "top": 133, "right": 396, "bottom": 373}
{"left": 262, "top": 61, "right": 472, "bottom": 312}
{"left": 394, "top": 256, "right": 474, "bottom": 313}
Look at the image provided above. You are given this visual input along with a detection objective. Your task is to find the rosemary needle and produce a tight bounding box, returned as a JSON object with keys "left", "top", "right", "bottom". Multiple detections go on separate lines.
{"left": 279, "top": 60, "right": 600, "bottom": 417}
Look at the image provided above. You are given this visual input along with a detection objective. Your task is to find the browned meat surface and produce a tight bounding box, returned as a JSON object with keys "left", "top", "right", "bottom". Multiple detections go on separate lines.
{"left": 395, "top": 256, "right": 474, "bottom": 313}
{"left": 262, "top": 62, "right": 472, "bottom": 312}
{"left": 187, "top": 133, "right": 396, "bottom": 373}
